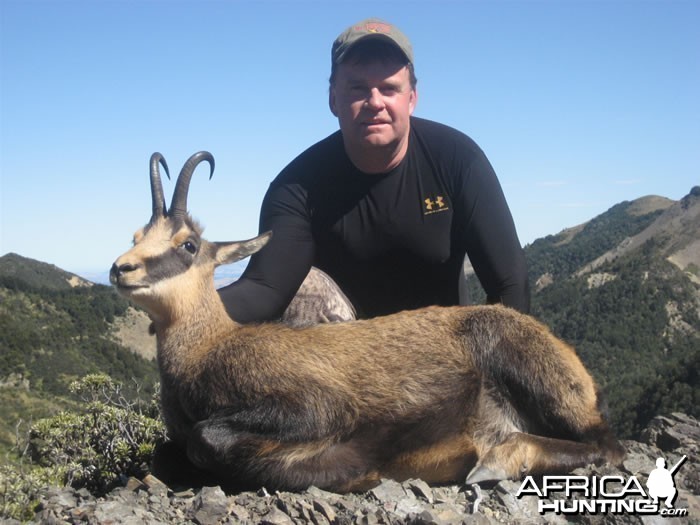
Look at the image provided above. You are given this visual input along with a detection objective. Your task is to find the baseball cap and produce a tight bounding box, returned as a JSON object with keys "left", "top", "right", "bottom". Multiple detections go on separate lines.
{"left": 332, "top": 18, "right": 414, "bottom": 65}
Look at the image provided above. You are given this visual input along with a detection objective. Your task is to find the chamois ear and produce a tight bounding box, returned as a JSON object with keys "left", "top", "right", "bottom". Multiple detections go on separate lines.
{"left": 214, "top": 231, "right": 272, "bottom": 266}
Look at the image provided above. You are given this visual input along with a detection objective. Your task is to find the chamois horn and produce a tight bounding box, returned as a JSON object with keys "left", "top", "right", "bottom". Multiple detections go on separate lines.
{"left": 170, "top": 151, "right": 215, "bottom": 221}
{"left": 149, "top": 152, "right": 170, "bottom": 222}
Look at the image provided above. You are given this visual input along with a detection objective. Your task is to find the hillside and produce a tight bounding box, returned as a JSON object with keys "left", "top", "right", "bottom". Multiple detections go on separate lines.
{"left": 466, "top": 187, "right": 700, "bottom": 438}
{"left": 0, "top": 254, "right": 159, "bottom": 451}
{"left": 525, "top": 196, "right": 674, "bottom": 288}
{"left": 0, "top": 253, "right": 94, "bottom": 290}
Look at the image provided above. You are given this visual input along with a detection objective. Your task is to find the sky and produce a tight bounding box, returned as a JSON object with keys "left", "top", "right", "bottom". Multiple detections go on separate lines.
{"left": 1, "top": 0, "right": 699, "bottom": 278}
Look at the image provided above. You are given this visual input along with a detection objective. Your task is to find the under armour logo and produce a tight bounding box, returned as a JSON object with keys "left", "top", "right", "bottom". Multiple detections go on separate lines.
{"left": 424, "top": 195, "right": 448, "bottom": 215}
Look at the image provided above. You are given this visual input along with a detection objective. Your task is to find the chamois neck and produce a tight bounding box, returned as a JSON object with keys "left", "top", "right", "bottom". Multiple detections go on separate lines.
{"left": 151, "top": 274, "right": 237, "bottom": 337}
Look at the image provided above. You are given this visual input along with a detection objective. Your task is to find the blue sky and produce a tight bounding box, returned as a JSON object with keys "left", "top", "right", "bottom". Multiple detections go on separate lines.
{"left": 1, "top": 0, "right": 698, "bottom": 277}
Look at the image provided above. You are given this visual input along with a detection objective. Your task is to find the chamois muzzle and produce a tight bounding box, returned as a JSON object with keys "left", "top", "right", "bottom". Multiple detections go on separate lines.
{"left": 109, "top": 262, "right": 139, "bottom": 287}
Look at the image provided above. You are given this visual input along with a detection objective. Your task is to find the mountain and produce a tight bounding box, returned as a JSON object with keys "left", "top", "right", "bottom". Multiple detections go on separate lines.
{"left": 0, "top": 253, "right": 94, "bottom": 290}
{"left": 574, "top": 191, "right": 700, "bottom": 281}
{"left": 466, "top": 186, "right": 700, "bottom": 437}
{"left": 0, "top": 254, "right": 159, "bottom": 451}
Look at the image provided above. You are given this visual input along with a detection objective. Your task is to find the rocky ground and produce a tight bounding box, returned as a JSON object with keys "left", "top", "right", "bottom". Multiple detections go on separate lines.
{"left": 16, "top": 413, "right": 700, "bottom": 525}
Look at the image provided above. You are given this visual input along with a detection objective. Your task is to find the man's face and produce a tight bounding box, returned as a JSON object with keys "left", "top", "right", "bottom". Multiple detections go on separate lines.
{"left": 330, "top": 58, "right": 417, "bottom": 156}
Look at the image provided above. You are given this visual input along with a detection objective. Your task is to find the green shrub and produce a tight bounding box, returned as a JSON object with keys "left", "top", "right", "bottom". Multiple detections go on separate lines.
{"left": 27, "top": 374, "right": 166, "bottom": 493}
{"left": 0, "top": 462, "right": 64, "bottom": 521}
{"left": 0, "top": 374, "right": 165, "bottom": 520}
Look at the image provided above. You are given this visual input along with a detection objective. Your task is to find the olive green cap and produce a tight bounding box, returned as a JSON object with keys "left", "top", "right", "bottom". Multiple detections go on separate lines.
{"left": 332, "top": 18, "right": 414, "bottom": 65}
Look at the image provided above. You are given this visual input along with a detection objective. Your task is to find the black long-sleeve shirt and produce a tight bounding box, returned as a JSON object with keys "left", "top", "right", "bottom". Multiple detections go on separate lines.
{"left": 220, "top": 117, "right": 529, "bottom": 322}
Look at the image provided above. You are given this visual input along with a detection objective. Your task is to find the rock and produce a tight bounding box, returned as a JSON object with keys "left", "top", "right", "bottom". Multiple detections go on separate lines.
{"left": 307, "top": 485, "right": 341, "bottom": 502}
{"left": 622, "top": 447, "right": 658, "bottom": 475}
{"left": 22, "top": 412, "right": 699, "bottom": 525}
{"left": 192, "top": 486, "right": 229, "bottom": 525}
{"left": 313, "top": 498, "right": 337, "bottom": 522}
{"left": 395, "top": 495, "right": 425, "bottom": 518}
{"left": 494, "top": 480, "right": 537, "bottom": 518}
{"left": 369, "top": 478, "right": 408, "bottom": 506}
{"left": 142, "top": 474, "right": 169, "bottom": 498}
{"left": 259, "top": 506, "right": 295, "bottom": 525}
{"left": 407, "top": 478, "right": 435, "bottom": 503}
{"left": 415, "top": 502, "right": 467, "bottom": 524}
{"left": 124, "top": 476, "right": 146, "bottom": 492}
{"left": 640, "top": 413, "right": 700, "bottom": 451}
{"left": 227, "top": 502, "right": 251, "bottom": 521}
{"left": 45, "top": 487, "right": 78, "bottom": 510}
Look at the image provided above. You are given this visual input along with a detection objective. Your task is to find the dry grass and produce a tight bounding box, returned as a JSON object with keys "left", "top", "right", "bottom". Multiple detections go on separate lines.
{"left": 108, "top": 307, "right": 156, "bottom": 360}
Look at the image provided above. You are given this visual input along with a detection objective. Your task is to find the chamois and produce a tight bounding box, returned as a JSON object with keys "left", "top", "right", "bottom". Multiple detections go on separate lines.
{"left": 110, "top": 151, "right": 625, "bottom": 493}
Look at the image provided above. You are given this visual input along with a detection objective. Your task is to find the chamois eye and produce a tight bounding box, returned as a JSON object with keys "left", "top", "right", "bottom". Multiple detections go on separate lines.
{"left": 181, "top": 241, "right": 197, "bottom": 254}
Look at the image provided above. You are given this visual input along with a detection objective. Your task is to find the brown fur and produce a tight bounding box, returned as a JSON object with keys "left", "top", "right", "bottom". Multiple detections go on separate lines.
{"left": 110, "top": 154, "right": 625, "bottom": 492}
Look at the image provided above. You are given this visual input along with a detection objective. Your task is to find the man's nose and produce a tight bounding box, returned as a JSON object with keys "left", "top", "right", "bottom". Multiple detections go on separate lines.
{"left": 365, "top": 88, "right": 385, "bottom": 110}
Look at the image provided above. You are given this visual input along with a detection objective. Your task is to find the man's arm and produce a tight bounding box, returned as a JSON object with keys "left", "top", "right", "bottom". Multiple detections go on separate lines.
{"left": 458, "top": 152, "right": 530, "bottom": 313}
{"left": 218, "top": 184, "right": 315, "bottom": 323}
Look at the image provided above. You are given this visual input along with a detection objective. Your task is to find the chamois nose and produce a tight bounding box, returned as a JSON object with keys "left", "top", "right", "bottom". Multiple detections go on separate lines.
{"left": 109, "top": 262, "right": 139, "bottom": 284}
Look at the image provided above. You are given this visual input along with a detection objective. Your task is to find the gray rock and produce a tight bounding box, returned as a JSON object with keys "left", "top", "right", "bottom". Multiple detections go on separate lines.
{"left": 622, "top": 448, "right": 657, "bottom": 475}
{"left": 306, "top": 485, "right": 341, "bottom": 502}
{"left": 228, "top": 502, "right": 251, "bottom": 521}
{"left": 395, "top": 496, "right": 425, "bottom": 518}
{"left": 93, "top": 499, "right": 166, "bottom": 524}
{"left": 142, "top": 473, "right": 169, "bottom": 498}
{"left": 47, "top": 487, "right": 78, "bottom": 509}
{"left": 369, "top": 478, "right": 408, "bottom": 506}
{"left": 259, "top": 506, "right": 295, "bottom": 525}
{"left": 313, "top": 498, "right": 337, "bottom": 523}
{"left": 407, "top": 478, "right": 435, "bottom": 503}
{"left": 23, "top": 413, "right": 699, "bottom": 525}
{"left": 417, "top": 502, "right": 468, "bottom": 524}
{"left": 192, "top": 485, "right": 229, "bottom": 525}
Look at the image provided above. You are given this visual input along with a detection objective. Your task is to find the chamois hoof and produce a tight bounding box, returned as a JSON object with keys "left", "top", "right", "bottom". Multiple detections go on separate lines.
{"left": 465, "top": 464, "right": 509, "bottom": 485}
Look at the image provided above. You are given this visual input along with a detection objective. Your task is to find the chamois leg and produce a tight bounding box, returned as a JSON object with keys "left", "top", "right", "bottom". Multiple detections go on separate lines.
{"left": 381, "top": 431, "right": 479, "bottom": 485}
{"left": 464, "top": 309, "right": 625, "bottom": 483}
{"left": 186, "top": 418, "right": 379, "bottom": 492}
{"left": 466, "top": 432, "right": 622, "bottom": 484}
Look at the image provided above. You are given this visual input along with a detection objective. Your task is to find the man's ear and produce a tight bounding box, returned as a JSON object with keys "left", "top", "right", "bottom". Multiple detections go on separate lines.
{"left": 329, "top": 86, "right": 338, "bottom": 117}
{"left": 214, "top": 231, "right": 272, "bottom": 266}
{"left": 409, "top": 87, "right": 418, "bottom": 115}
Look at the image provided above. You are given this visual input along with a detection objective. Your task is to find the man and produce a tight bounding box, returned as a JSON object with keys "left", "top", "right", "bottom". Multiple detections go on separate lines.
{"left": 219, "top": 18, "right": 529, "bottom": 322}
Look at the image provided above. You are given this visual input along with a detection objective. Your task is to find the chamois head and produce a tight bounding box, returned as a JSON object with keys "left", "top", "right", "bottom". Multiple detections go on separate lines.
{"left": 109, "top": 152, "right": 270, "bottom": 320}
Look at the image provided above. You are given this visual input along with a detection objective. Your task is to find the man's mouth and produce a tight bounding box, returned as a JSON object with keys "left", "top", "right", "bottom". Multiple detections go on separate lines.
{"left": 362, "top": 120, "right": 390, "bottom": 129}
